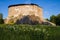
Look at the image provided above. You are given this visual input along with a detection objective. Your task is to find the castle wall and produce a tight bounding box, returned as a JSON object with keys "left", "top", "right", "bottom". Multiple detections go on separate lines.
{"left": 5, "top": 4, "right": 44, "bottom": 24}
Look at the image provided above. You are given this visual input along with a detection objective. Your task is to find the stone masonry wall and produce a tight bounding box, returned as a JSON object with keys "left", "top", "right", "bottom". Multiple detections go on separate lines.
{"left": 5, "top": 4, "right": 44, "bottom": 24}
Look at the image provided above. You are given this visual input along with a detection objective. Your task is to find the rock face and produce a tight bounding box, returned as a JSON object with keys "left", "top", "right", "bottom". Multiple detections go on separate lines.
{"left": 5, "top": 4, "right": 44, "bottom": 24}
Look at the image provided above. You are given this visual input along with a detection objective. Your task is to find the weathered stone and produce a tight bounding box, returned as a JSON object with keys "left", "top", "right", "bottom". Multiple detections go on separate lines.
{"left": 5, "top": 4, "right": 44, "bottom": 24}
{"left": 4, "top": 4, "right": 56, "bottom": 26}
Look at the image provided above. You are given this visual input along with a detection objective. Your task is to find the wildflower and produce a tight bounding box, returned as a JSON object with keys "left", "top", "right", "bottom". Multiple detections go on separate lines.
{"left": 42, "top": 29, "right": 46, "bottom": 33}
{"left": 47, "top": 33, "right": 50, "bottom": 36}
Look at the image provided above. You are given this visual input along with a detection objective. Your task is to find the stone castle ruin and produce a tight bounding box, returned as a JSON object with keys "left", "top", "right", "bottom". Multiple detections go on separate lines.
{"left": 5, "top": 4, "right": 56, "bottom": 26}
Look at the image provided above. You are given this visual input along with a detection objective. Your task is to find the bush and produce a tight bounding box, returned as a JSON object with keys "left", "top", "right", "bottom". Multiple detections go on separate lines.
{"left": 8, "top": 19, "right": 14, "bottom": 24}
{"left": 0, "top": 13, "right": 4, "bottom": 24}
{"left": 0, "top": 24, "right": 60, "bottom": 40}
{"left": 0, "top": 19, "right": 4, "bottom": 24}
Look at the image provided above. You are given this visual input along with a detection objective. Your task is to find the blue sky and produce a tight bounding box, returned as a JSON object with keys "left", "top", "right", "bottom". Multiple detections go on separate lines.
{"left": 0, "top": 0, "right": 60, "bottom": 19}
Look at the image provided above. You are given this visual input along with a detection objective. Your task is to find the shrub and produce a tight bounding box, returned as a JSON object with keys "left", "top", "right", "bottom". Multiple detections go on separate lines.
{"left": 0, "top": 13, "right": 4, "bottom": 24}
{"left": 0, "top": 24, "right": 60, "bottom": 40}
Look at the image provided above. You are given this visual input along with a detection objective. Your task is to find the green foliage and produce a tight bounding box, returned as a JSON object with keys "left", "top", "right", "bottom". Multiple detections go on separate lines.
{"left": 50, "top": 14, "right": 60, "bottom": 25}
{"left": 8, "top": 19, "right": 14, "bottom": 24}
{"left": 0, "top": 19, "right": 4, "bottom": 24}
{"left": 0, "top": 13, "right": 4, "bottom": 24}
{"left": 8, "top": 16, "right": 15, "bottom": 24}
{"left": 0, "top": 24, "right": 60, "bottom": 40}
{"left": 0, "top": 13, "right": 3, "bottom": 19}
{"left": 56, "top": 14, "right": 60, "bottom": 25}
{"left": 46, "top": 18, "right": 50, "bottom": 21}
{"left": 50, "top": 15, "right": 56, "bottom": 24}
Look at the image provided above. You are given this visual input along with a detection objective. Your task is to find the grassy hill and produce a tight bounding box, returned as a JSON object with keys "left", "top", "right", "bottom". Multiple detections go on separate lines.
{"left": 0, "top": 24, "right": 60, "bottom": 40}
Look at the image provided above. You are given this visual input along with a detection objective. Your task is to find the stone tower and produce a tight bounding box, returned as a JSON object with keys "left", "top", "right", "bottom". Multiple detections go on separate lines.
{"left": 5, "top": 4, "right": 44, "bottom": 24}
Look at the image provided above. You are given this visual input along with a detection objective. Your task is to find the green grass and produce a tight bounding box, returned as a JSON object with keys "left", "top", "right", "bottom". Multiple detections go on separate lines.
{"left": 0, "top": 24, "right": 60, "bottom": 40}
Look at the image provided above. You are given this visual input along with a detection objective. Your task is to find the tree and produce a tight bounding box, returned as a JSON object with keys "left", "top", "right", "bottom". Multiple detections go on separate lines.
{"left": 46, "top": 18, "right": 50, "bottom": 21}
{"left": 56, "top": 14, "right": 60, "bottom": 25}
{"left": 50, "top": 14, "right": 60, "bottom": 26}
{"left": 0, "top": 13, "right": 4, "bottom": 24}
{"left": 50, "top": 15, "right": 56, "bottom": 24}
{"left": 0, "top": 13, "right": 3, "bottom": 19}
